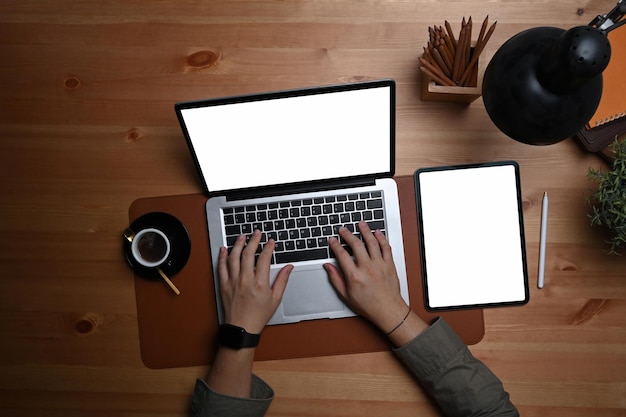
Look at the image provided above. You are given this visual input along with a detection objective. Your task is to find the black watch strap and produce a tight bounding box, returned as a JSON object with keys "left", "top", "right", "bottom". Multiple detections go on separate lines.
{"left": 218, "top": 324, "right": 261, "bottom": 349}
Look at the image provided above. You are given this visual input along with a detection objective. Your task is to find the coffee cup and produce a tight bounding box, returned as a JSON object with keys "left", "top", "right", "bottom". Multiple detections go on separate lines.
{"left": 130, "top": 228, "right": 171, "bottom": 268}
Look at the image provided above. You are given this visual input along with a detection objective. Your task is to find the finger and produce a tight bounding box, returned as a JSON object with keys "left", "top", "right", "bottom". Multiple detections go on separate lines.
{"left": 228, "top": 234, "right": 246, "bottom": 278}
{"left": 358, "top": 221, "right": 382, "bottom": 260}
{"left": 338, "top": 226, "right": 368, "bottom": 261}
{"left": 324, "top": 263, "right": 348, "bottom": 300}
{"left": 229, "top": 233, "right": 246, "bottom": 259}
{"left": 241, "top": 229, "right": 262, "bottom": 271}
{"left": 374, "top": 229, "right": 394, "bottom": 262}
{"left": 217, "top": 246, "right": 230, "bottom": 284}
{"left": 328, "top": 235, "right": 355, "bottom": 271}
{"left": 272, "top": 264, "right": 293, "bottom": 303}
{"left": 255, "top": 238, "right": 275, "bottom": 278}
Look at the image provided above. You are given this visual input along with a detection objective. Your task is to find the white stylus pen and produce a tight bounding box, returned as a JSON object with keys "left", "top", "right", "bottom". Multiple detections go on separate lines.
{"left": 538, "top": 192, "right": 548, "bottom": 289}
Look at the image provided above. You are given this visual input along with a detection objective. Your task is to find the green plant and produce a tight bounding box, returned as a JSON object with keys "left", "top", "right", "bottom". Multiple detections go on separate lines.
{"left": 587, "top": 138, "right": 626, "bottom": 255}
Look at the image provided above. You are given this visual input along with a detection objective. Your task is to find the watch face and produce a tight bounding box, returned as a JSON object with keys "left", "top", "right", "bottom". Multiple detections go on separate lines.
{"left": 218, "top": 324, "right": 260, "bottom": 349}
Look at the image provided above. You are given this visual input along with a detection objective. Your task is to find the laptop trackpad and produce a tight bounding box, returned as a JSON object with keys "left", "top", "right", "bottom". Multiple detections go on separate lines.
{"left": 282, "top": 267, "right": 345, "bottom": 317}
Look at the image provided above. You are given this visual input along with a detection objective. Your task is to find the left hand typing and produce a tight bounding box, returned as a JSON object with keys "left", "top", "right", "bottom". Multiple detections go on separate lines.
{"left": 217, "top": 230, "right": 293, "bottom": 334}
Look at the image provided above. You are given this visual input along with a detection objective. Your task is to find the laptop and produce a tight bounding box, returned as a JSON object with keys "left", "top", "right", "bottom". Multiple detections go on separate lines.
{"left": 175, "top": 79, "right": 409, "bottom": 325}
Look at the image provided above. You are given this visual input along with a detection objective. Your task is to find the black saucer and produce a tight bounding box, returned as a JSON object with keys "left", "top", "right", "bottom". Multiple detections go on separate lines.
{"left": 123, "top": 212, "right": 191, "bottom": 281}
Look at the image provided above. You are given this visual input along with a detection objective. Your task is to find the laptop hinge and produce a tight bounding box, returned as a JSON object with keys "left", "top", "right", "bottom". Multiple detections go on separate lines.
{"left": 224, "top": 177, "right": 377, "bottom": 202}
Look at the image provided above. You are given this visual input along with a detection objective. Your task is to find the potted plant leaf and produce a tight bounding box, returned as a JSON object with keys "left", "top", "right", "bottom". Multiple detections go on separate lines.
{"left": 587, "top": 138, "right": 626, "bottom": 255}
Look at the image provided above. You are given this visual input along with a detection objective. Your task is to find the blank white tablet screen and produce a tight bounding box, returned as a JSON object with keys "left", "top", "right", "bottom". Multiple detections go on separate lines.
{"left": 417, "top": 163, "right": 528, "bottom": 309}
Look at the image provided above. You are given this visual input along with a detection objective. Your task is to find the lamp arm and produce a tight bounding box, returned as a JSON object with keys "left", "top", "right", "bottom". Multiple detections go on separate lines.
{"left": 589, "top": 0, "right": 626, "bottom": 32}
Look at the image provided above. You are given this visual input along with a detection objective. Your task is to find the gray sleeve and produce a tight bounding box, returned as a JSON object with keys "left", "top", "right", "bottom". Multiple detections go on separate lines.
{"left": 191, "top": 374, "right": 274, "bottom": 417}
{"left": 393, "top": 317, "right": 519, "bottom": 417}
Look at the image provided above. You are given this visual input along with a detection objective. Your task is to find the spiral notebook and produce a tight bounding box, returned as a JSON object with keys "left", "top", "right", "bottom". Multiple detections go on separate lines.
{"left": 586, "top": 25, "right": 626, "bottom": 129}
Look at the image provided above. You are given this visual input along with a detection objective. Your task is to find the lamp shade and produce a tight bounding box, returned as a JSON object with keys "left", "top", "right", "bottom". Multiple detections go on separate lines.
{"left": 482, "top": 26, "right": 611, "bottom": 145}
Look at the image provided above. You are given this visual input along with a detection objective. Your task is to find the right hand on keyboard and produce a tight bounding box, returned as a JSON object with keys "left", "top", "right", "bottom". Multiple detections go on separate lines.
{"left": 324, "top": 222, "right": 427, "bottom": 345}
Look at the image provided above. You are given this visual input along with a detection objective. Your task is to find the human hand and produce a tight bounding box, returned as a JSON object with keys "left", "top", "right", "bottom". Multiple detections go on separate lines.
{"left": 324, "top": 222, "right": 410, "bottom": 335}
{"left": 218, "top": 230, "right": 293, "bottom": 334}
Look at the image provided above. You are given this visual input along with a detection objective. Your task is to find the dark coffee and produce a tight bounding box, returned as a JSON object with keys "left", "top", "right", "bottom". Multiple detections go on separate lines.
{"left": 137, "top": 231, "right": 168, "bottom": 263}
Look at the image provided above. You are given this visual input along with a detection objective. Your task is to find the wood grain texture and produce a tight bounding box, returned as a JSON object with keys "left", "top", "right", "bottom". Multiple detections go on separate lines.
{"left": 1, "top": 0, "right": 624, "bottom": 415}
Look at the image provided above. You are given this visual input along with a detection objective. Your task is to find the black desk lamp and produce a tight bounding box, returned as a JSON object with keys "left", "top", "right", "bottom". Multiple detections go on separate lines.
{"left": 482, "top": 0, "right": 625, "bottom": 145}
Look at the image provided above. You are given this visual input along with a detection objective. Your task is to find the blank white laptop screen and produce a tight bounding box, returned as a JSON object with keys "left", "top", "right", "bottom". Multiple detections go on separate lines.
{"left": 415, "top": 161, "right": 529, "bottom": 310}
{"left": 178, "top": 85, "right": 392, "bottom": 194}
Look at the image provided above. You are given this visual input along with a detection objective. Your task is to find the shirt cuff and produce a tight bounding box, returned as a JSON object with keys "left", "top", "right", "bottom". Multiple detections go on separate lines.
{"left": 191, "top": 374, "right": 274, "bottom": 417}
{"left": 392, "top": 317, "right": 466, "bottom": 378}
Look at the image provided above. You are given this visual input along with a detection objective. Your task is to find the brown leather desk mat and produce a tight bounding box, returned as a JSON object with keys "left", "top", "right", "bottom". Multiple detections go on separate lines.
{"left": 130, "top": 176, "right": 484, "bottom": 369}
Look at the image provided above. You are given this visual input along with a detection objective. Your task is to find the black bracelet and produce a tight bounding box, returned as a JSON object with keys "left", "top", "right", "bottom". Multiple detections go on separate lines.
{"left": 385, "top": 306, "right": 412, "bottom": 336}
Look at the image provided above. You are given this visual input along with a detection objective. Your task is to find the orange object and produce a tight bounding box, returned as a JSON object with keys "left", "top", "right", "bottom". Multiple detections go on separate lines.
{"left": 587, "top": 25, "right": 626, "bottom": 128}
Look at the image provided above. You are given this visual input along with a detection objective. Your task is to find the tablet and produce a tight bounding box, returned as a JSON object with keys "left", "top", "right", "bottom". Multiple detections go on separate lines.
{"left": 415, "top": 161, "right": 529, "bottom": 311}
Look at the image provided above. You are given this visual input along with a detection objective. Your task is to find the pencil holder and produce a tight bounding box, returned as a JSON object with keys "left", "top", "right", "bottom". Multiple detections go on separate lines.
{"left": 420, "top": 42, "right": 485, "bottom": 104}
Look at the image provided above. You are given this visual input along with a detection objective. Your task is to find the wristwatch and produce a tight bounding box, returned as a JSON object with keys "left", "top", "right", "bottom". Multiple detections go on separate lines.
{"left": 218, "top": 324, "right": 261, "bottom": 349}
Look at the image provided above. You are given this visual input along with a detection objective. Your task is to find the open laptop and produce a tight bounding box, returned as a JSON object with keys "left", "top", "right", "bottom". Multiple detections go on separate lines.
{"left": 175, "top": 79, "right": 409, "bottom": 325}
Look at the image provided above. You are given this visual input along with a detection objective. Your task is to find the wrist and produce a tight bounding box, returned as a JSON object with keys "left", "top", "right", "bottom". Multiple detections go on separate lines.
{"left": 218, "top": 323, "right": 261, "bottom": 350}
{"left": 223, "top": 312, "right": 267, "bottom": 335}
{"left": 385, "top": 305, "right": 412, "bottom": 336}
{"left": 386, "top": 312, "right": 429, "bottom": 347}
{"left": 208, "top": 346, "right": 256, "bottom": 398}
{"left": 371, "top": 299, "right": 411, "bottom": 334}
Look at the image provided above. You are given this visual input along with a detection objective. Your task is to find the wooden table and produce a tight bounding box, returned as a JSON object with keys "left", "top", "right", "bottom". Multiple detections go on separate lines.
{"left": 1, "top": 1, "right": 624, "bottom": 415}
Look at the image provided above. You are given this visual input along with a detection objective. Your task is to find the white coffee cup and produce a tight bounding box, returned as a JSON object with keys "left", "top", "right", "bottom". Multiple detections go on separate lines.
{"left": 130, "top": 228, "right": 171, "bottom": 268}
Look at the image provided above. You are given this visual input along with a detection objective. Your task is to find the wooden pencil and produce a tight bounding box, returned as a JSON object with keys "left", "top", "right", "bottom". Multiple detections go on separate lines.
{"left": 420, "top": 66, "right": 456, "bottom": 88}
{"left": 419, "top": 57, "right": 455, "bottom": 86}
{"left": 479, "top": 20, "right": 497, "bottom": 52}
{"left": 476, "top": 15, "right": 489, "bottom": 49}
{"left": 458, "top": 20, "right": 497, "bottom": 86}
{"left": 430, "top": 44, "right": 452, "bottom": 77}
{"left": 437, "top": 38, "right": 454, "bottom": 73}
{"left": 462, "top": 17, "right": 473, "bottom": 80}
{"left": 419, "top": 56, "right": 449, "bottom": 81}
{"left": 422, "top": 46, "right": 435, "bottom": 66}
{"left": 452, "top": 24, "right": 466, "bottom": 83}
{"left": 444, "top": 20, "right": 457, "bottom": 51}
{"left": 441, "top": 26, "right": 456, "bottom": 57}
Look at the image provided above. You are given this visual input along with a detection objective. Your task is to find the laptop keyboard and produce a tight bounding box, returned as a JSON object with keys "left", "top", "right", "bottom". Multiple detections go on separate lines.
{"left": 222, "top": 191, "right": 386, "bottom": 264}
